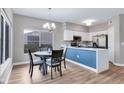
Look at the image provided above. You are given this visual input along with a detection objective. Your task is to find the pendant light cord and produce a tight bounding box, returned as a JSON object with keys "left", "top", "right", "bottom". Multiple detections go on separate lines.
{"left": 49, "top": 8, "right": 51, "bottom": 23}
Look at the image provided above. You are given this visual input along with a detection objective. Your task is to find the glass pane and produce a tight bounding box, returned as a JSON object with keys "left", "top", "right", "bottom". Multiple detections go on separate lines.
{"left": 24, "top": 30, "right": 40, "bottom": 53}
{"left": 0, "top": 15, "right": 4, "bottom": 64}
{"left": 24, "top": 30, "right": 52, "bottom": 53}
{"left": 5, "top": 21, "right": 9, "bottom": 60}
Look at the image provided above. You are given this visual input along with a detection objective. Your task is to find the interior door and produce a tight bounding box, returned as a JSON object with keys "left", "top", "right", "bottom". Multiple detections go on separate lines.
{"left": 108, "top": 26, "right": 114, "bottom": 63}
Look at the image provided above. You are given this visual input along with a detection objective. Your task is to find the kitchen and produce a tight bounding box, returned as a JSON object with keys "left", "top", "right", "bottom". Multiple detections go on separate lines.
{"left": 62, "top": 22, "right": 109, "bottom": 73}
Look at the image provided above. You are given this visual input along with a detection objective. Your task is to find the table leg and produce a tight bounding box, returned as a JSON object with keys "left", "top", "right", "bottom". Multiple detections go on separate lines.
{"left": 40, "top": 57, "right": 47, "bottom": 75}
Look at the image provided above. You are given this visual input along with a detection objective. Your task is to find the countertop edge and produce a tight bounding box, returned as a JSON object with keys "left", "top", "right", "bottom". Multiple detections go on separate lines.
{"left": 67, "top": 46, "right": 108, "bottom": 51}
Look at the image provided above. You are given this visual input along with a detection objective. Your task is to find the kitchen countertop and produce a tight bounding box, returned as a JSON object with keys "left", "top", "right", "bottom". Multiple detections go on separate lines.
{"left": 67, "top": 46, "right": 108, "bottom": 51}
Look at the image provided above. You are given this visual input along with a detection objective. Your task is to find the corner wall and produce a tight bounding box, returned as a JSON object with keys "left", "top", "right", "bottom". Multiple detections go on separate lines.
{"left": 89, "top": 22, "right": 108, "bottom": 32}
{"left": 0, "top": 8, "right": 13, "bottom": 84}
{"left": 109, "top": 14, "right": 124, "bottom": 65}
{"left": 119, "top": 14, "right": 124, "bottom": 64}
{"left": 66, "top": 22, "right": 89, "bottom": 32}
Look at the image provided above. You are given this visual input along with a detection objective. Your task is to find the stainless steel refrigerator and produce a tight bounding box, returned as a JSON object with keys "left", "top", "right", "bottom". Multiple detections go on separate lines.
{"left": 92, "top": 34, "right": 108, "bottom": 49}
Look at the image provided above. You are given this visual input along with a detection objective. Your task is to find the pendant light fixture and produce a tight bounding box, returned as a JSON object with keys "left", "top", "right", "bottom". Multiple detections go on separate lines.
{"left": 43, "top": 8, "right": 56, "bottom": 32}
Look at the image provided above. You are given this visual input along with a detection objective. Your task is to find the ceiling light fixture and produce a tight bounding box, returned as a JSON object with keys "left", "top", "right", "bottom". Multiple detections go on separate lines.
{"left": 82, "top": 19, "right": 96, "bottom": 26}
{"left": 43, "top": 8, "right": 56, "bottom": 32}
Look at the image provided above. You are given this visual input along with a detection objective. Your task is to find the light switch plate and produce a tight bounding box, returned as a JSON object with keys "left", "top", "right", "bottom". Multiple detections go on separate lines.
{"left": 121, "top": 42, "right": 124, "bottom": 46}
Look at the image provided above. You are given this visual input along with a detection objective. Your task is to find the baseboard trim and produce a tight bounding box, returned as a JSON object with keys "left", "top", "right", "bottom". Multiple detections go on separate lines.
{"left": 113, "top": 62, "right": 124, "bottom": 66}
{"left": 5, "top": 65, "right": 13, "bottom": 84}
{"left": 65, "top": 59, "right": 97, "bottom": 73}
{"left": 13, "top": 61, "right": 29, "bottom": 66}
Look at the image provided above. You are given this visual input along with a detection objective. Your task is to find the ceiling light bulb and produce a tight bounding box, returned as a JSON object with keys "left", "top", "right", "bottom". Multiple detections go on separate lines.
{"left": 86, "top": 22, "right": 92, "bottom": 26}
{"left": 51, "top": 23, "right": 56, "bottom": 29}
{"left": 82, "top": 19, "right": 96, "bottom": 26}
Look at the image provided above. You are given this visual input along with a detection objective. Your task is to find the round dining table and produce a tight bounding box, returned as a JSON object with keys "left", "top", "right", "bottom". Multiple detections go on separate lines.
{"left": 34, "top": 51, "right": 51, "bottom": 75}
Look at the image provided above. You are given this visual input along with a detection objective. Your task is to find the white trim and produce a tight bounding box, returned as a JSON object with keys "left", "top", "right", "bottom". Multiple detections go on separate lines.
{"left": 5, "top": 65, "right": 13, "bottom": 84}
{"left": 65, "top": 59, "right": 98, "bottom": 73}
{"left": 1, "top": 9, "right": 11, "bottom": 26}
{"left": 0, "top": 58, "right": 12, "bottom": 84}
{"left": 113, "top": 62, "right": 124, "bottom": 67}
{"left": 13, "top": 61, "right": 29, "bottom": 66}
{"left": 13, "top": 59, "right": 40, "bottom": 66}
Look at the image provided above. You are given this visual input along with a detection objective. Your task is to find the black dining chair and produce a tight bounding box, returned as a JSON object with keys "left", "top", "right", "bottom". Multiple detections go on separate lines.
{"left": 60, "top": 48, "right": 67, "bottom": 68}
{"left": 27, "top": 49, "right": 44, "bottom": 78}
{"left": 46, "top": 50, "right": 63, "bottom": 80}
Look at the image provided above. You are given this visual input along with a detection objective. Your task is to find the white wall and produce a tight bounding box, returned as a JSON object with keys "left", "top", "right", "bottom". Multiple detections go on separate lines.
{"left": 65, "top": 22, "right": 89, "bottom": 32}
{"left": 111, "top": 16, "right": 120, "bottom": 64}
{"left": 119, "top": 14, "right": 124, "bottom": 64}
{"left": 13, "top": 14, "right": 63, "bottom": 63}
{"left": 0, "top": 8, "right": 13, "bottom": 84}
{"left": 108, "top": 14, "right": 124, "bottom": 65}
{"left": 89, "top": 22, "right": 108, "bottom": 32}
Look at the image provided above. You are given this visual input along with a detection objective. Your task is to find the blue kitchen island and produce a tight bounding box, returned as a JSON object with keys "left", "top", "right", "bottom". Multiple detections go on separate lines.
{"left": 66, "top": 47, "right": 109, "bottom": 73}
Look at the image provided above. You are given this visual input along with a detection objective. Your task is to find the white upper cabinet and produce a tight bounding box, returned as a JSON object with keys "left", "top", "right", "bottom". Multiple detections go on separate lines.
{"left": 63, "top": 30, "right": 108, "bottom": 41}
{"left": 73, "top": 31, "right": 82, "bottom": 37}
{"left": 82, "top": 32, "right": 90, "bottom": 41}
{"left": 63, "top": 30, "right": 73, "bottom": 41}
{"left": 63, "top": 30, "right": 83, "bottom": 41}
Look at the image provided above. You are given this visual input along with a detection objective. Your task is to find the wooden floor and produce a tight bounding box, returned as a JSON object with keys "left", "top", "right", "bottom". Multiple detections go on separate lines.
{"left": 8, "top": 62, "right": 124, "bottom": 84}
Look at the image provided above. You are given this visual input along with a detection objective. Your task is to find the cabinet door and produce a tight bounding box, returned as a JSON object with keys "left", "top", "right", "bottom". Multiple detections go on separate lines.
{"left": 66, "top": 48, "right": 75, "bottom": 60}
{"left": 66, "top": 48, "right": 96, "bottom": 69}
{"left": 64, "top": 30, "right": 73, "bottom": 41}
{"left": 75, "top": 49, "right": 96, "bottom": 68}
{"left": 82, "top": 32, "right": 90, "bottom": 41}
{"left": 73, "top": 31, "right": 82, "bottom": 37}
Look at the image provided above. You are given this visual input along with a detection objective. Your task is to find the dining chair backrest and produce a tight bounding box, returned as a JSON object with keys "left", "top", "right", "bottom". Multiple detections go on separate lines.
{"left": 63, "top": 48, "right": 67, "bottom": 58}
{"left": 27, "top": 49, "right": 33, "bottom": 65}
{"left": 51, "top": 50, "right": 63, "bottom": 61}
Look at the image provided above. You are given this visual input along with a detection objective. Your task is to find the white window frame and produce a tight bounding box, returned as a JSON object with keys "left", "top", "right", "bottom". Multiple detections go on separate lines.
{"left": 1, "top": 9, "right": 11, "bottom": 63}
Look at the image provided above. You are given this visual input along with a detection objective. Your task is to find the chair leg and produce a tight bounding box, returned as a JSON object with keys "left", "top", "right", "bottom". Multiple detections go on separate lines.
{"left": 60, "top": 65, "right": 62, "bottom": 76}
{"left": 51, "top": 67, "right": 53, "bottom": 80}
{"left": 64, "top": 60, "right": 66, "bottom": 68}
{"left": 29, "top": 64, "right": 31, "bottom": 73}
{"left": 45, "top": 64, "right": 48, "bottom": 74}
{"left": 54, "top": 67, "right": 56, "bottom": 72}
{"left": 42, "top": 63, "right": 45, "bottom": 75}
{"left": 57, "top": 66, "right": 60, "bottom": 71}
{"left": 30, "top": 66, "right": 33, "bottom": 78}
{"left": 39, "top": 65, "right": 41, "bottom": 70}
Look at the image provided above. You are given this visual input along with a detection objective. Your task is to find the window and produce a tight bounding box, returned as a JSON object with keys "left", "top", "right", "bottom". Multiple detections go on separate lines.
{"left": 24, "top": 29, "right": 52, "bottom": 53}
{"left": 5, "top": 22, "right": 9, "bottom": 60}
{"left": 0, "top": 15, "right": 4, "bottom": 64}
{"left": 0, "top": 9, "right": 10, "bottom": 64}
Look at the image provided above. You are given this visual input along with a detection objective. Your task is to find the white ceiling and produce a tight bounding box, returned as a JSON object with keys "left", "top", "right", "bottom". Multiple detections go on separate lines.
{"left": 13, "top": 8, "right": 124, "bottom": 26}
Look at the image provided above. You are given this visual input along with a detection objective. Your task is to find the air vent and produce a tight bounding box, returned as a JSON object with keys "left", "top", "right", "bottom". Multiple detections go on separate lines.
{"left": 108, "top": 20, "right": 112, "bottom": 25}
